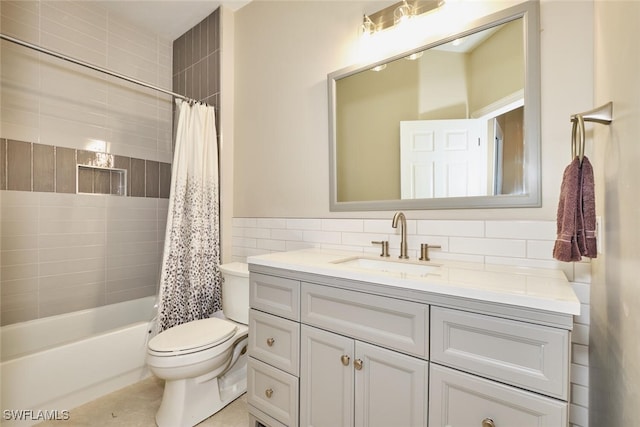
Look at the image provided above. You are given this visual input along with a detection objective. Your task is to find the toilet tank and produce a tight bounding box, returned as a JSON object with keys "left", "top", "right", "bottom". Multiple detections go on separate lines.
{"left": 219, "top": 262, "right": 249, "bottom": 325}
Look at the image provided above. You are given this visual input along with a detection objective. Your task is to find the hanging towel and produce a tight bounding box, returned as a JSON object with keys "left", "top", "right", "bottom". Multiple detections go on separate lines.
{"left": 553, "top": 157, "right": 583, "bottom": 262}
{"left": 579, "top": 156, "right": 597, "bottom": 258}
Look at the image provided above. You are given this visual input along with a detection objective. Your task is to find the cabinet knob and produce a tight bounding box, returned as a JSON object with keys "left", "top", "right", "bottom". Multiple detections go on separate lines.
{"left": 265, "top": 388, "right": 274, "bottom": 399}
{"left": 266, "top": 337, "right": 275, "bottom": 347}
{"left": 341, "top": 355, "right": 350, "bottom": 366}
{"left": 482, "top": 418, "right": 495, "bottom": 427}
{"left": 354, "top": 359, "right": 363, "bottom": 370}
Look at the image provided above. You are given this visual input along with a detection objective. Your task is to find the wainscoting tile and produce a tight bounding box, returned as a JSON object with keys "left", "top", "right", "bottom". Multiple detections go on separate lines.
{"left": 38, "top": 283, "right": 105, "bottom": 318}
{"left": 7, "top": 139, "right": 32, "bottom": 191}
{"left": 0, "top": 292, "right": 38, "bottom": 325}
{"left": 159, "top": 162, "right": 171, "bottom": 198}
{"left": 174, "top": 32, "right": 185, "bottom": 75}
{"left": 55, "top": 146, "right": 76, "bottom": 193}
{"left": 449, "top": 236, "right": 526, "bottom": 257}
{"left": 207, "top": 10, "right": 219, "bottom": 55}
{"left": 33, "top": 143, "right": 55, "bottom": 192}
{"left": 1, "top": 138, "right": 7, "bottom": 190}
{"left": 416, "top": 220, "right": 484, "bottom": 237}
{"left": 105, "top": 285, "right": 156, "bottom": 305}
{"left": 321, "top": 219, "right": 363, "bottom": 233}
{"left": 485, "top": 220, "right": 555, "bottom": 240}
{"left": 130, "top": 158, "right": 145, "bottom": 197}
{"left": 145, "top": 160, "right": 159, "bottom": 198}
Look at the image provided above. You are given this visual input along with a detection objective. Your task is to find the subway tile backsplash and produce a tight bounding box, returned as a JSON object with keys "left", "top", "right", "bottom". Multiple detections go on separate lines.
{"left": 0, "top": 138, "right": 170, "bottom": 198}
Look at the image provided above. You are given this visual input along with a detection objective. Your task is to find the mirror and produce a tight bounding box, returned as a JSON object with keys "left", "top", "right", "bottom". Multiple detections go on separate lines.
{"left": 329, "top": 2, "right": 540, "bottom": 211}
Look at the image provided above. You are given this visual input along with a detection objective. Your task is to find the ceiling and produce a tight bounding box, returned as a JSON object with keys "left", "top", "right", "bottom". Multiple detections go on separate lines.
{"left": 97, "top": 0, "right": 251, "bottom": 41}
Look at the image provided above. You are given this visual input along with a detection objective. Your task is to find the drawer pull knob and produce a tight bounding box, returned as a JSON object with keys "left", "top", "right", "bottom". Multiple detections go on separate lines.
{"left": 266, "top": 337, "right": 275, "bottom": 347}
{"left": 354, "top": 359, "right": 363, "bottom": 370}
{"left": 341, "top": 355, "right": 350, "bottom": 366}
{"left": 482, "top": 418, "right": 495, "bottom": 427}
{"left": 265, "top": 388, "right": 274, "bottom": 398}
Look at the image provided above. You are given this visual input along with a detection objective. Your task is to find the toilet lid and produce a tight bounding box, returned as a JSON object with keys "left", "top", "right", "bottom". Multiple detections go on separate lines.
{"left": 148, "top": 318, "right": 237, "bottom": 353}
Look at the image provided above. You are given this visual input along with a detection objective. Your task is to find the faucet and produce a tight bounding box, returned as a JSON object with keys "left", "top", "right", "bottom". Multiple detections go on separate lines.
{"left": 391, "top": 212, "right": 409, "bottom": 259}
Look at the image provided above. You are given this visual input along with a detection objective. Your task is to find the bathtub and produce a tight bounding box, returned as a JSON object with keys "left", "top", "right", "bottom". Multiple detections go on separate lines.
{"left": 1, "top": 296, "right": 157, "bottom": 426}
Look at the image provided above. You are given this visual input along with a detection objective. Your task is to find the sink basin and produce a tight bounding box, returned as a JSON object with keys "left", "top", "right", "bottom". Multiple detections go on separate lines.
{"left": 334, "top": 257, "right": 441, "bottom": 277}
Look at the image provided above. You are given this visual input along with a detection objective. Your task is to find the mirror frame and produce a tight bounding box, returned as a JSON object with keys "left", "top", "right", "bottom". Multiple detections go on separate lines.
{"left": 328, "top": 1, "right": 540, "bottom": 211}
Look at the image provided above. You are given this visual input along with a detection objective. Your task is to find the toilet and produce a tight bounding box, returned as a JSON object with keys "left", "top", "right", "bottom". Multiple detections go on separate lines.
{"left": 146, "top": 262, "right": 250, "bottom": 427}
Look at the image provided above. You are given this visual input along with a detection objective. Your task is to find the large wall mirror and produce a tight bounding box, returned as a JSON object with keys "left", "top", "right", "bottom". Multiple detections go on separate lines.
{"left": 328, "top": 1, "right": 540, "bottom": 211}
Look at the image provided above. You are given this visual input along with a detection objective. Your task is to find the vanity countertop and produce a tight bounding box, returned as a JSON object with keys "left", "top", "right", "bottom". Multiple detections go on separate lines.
{"left": 247, "top": 249, "right": 580, "bottom": 316}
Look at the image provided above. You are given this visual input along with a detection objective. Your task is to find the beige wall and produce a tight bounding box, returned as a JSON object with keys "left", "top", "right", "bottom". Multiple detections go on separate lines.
{"left": 336, "top": 58, "right": 418, "bottom": 202}
{"left": 468, "top": 19, "right": 524, "bottom": 114}
{"left": 418, "top": 50, "right": 468, "bottom": 119}
{"left": 590, "top": 1, "right": 640, "bottom": 425}
{"left": 231, "top": 0, "right": 594, "bottom": 220}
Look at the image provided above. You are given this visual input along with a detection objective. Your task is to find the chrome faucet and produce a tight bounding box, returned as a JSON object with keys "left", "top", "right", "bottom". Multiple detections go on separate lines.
{"left": 391, "top": 212, "right": 409, "bottom": 259}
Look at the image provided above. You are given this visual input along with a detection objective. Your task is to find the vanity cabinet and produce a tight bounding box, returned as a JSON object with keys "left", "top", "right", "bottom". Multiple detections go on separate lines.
{"left": 247, "top": 266, "right": 574, "bottom": 427}
{"left": 300, "top": 322, "right": 429, "bottom": 427}
{"left": 248, "top": 273, "right": 301, "bottom": 427}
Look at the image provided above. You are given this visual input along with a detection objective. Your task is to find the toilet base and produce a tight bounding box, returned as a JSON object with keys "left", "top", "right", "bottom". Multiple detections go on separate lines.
{"left": 155, "top": 349, "right": 248, "bottom": 427}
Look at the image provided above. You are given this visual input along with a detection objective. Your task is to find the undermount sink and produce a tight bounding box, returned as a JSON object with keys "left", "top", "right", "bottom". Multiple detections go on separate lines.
{"left": 334, "top": 257, "right": 441, "bottom": 277}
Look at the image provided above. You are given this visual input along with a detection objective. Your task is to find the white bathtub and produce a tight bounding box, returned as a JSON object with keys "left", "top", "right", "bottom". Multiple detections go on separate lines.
{"left": 0, "top": 296, "right": 157, "bottom": 426}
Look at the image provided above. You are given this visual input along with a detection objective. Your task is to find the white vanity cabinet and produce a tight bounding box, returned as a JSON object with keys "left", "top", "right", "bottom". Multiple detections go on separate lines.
{"left": 298, "top": 281, "right": 430, "bottom": 427}
{"left": 428, "top": 307, "right": 570, "bottom": 426}
{"left": 300, "top": 325, "right": 429, "bottom": 427}
{"left": 248, "top": 273, "right": 301, "bottom": 427}
{"left": 247, "top": 254, "right": 577, "bottom": 427}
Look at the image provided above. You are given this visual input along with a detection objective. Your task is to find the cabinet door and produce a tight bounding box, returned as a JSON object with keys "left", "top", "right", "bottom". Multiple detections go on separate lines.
{"left": 429, "top": 364, "right": 567, "bottom": 427}
{"left": 300, "top": 325, "right": 354, "bottom": 427}
{"left": 354, "top": 341, "right": 428, "bottom": 427}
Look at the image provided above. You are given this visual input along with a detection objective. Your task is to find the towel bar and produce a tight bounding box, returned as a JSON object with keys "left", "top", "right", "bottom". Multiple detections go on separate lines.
{"left": 570, "top": 102, "right": 613, "bottom": 124}
{"left": 569, "top": 102, "right": 613, "bottom": 163}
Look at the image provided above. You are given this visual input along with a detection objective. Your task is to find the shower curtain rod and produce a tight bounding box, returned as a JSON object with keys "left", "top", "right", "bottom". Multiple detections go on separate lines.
{"left": 1, "top": 33, "right": 200, "bottom": 105}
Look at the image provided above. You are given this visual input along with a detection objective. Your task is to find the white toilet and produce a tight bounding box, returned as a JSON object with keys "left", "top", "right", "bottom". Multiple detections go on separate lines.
{"left": 146, "top": 262, "right": 250, "bottom": 427}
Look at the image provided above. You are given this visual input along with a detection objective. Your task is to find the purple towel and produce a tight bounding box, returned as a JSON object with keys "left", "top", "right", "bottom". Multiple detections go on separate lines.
{"left": 553, "top": 157, "right": 582, "bottom": 261}
{"left": 553, "top": 156, "right": 598, "bottom": 262}
{"left": 579, "top": 156, "right": 597, "bottom": 258}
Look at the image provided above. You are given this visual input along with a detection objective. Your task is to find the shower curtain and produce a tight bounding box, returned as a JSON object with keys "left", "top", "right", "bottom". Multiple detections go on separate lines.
{"left": 157, "top": 100, "right": 222, "bottom": 332}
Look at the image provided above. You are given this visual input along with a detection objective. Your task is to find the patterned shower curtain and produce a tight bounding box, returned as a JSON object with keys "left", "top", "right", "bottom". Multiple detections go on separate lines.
{"left": 157, "top": 100, "right": 222, "bottom": 332}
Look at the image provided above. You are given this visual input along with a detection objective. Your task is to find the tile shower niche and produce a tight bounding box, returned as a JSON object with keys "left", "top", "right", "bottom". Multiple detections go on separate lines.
{"left": 77, "top": 165, "right": 127, "bottom": 196}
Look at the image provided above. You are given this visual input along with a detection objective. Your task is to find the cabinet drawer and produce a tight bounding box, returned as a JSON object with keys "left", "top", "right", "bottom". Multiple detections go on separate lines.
{"left": 431, "top": 306, "right": 569, "bottom": 400}
{"left": 249, "top": 309, "right": 300, "bottom": 376}
{"left": 301, "top": 283, "right": 428, "bottom": 358}
{"left": 429, "top": 364, "right": 567, "bottom": 427}
{"left": 250, "top": 273, "right": 300, "bottom": 321}
{"left": 248, "top": 357, "right": 299, "bottom": 427}
{"left": 249, "top": 404, "right": 288, "bottom": 427}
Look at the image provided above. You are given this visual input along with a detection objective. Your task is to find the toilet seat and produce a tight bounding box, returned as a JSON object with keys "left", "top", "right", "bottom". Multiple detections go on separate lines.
{"left": 148, "top": 318, "right": 237, "bottom": 357}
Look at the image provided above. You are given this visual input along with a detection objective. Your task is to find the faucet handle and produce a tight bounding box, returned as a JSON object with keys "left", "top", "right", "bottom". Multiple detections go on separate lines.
{"left": 371, "top": 241, "right": 390, "bottom": 257}
{"left": 419, "top": 243, "right": 441, "bottom": 262}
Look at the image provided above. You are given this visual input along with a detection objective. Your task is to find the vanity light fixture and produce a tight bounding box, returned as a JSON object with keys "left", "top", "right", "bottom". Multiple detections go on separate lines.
{"left": 394, "top": 0, "right": 415, "bottom": 26}
{"left": 361, "top": 0, "right": 445, "bottom": 36}
{"left": 362, "top": 14, "right": 377, "bottom": 36}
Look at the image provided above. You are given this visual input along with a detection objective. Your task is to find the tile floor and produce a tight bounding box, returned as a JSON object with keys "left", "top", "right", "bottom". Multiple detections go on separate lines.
{"left": 36, "top": 376, "right": 249, "bottom": 426}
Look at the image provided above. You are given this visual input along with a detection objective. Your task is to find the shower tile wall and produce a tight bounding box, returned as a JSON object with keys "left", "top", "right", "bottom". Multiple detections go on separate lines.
{"left": 0, "top": 2, "right": 173, "bottom": 325}
{"left": 231, "top": 217, "right": 591, "bottom": 427}
{"left": 172, "top": 9, "right": 220, "bottom": 114}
